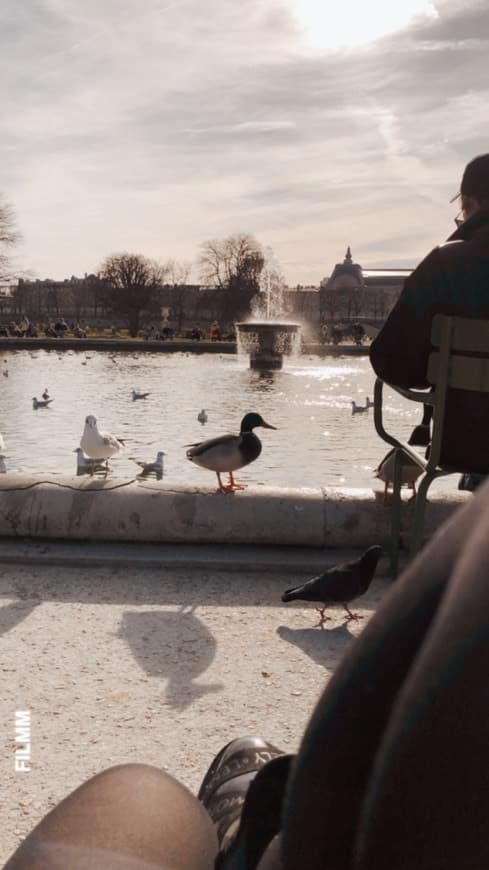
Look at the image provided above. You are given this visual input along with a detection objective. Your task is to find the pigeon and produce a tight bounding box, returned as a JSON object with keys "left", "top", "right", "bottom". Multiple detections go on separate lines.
{"left": 132, "top": 389, "right": 150, "bottom": 401}
{"left": 351, "top": 400, "right": 368, "bottom": 414}
{"left": 281, "top": 545, "right": 383, "bottom": 625}
{"left": 32, "top": 397, "right": 53, "bottom": 409}
{"left": 42, "top": 388, "right": 50, "bottom": 400}
{"left": 198, "top": 409, "right": 208, "bottom": 424}
{"left": 73, "top": 448, "right": 107, "bottom": 476}
{"left": 131, "top": 451, "right": 165, "bottom": 480}
{"left": 80, "top": 414, "right": 124, "bottom": 472}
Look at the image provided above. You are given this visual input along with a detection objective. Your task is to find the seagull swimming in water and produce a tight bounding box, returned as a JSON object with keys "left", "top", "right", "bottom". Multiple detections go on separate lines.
{"left": 351, "top": 400, "right": 368, "bottom": 415}
{"left": 198, "top": 409, "right": 208, "bottom": 424}
{"left": 131, "top": 451, "right": 165, "bottom": 480}
{"left": 80, "top": 415, "right": 124, "bottom": 473}
{"left": 42, "top": 388, "right": 50, "bottom": 400}
{"left": 32, "top": 397, "right": 53, "bottom": 409}
{"left": 0, "top": 455, "right": 7, "bottom": 473}
{"left": 132, "top": 389, "right": 150, "bottom": 401}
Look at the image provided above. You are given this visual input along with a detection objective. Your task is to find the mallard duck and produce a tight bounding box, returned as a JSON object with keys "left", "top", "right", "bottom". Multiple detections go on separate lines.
{"left": 80, "top": 414, "right": 124, "bottom": 473}
{"left": 186, "top": 411, "right": 276, "bottom": 493}
{"left": 374, "top": 448, "right": 423, "bottom": 506}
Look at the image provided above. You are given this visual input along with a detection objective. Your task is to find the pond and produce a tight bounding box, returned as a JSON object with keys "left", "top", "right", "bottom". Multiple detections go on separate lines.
{"left": 0, "top": 348, "right": 457, "bottom": 491}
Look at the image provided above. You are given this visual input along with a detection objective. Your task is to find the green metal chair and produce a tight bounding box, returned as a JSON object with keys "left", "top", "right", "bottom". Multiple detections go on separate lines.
{"left": 374, "top": 314, "right": 489, "bottom": 574}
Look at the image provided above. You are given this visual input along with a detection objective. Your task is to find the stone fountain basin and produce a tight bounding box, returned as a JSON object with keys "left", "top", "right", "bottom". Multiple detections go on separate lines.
{"left": 236, "top": 322, "right": 301, "bottom": 364}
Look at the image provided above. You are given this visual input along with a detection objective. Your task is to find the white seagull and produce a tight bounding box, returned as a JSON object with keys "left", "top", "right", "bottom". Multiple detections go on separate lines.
{"left": 131, "top": 451, "right": 165, "bottom": 480}
{"left": 73, "top": 448, "right": 107, "bottom": 476}
{"left": 80, "top": 415, "right": 124, "bottom": 472}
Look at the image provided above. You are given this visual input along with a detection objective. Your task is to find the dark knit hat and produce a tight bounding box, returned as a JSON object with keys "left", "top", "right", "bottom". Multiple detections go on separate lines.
{"left": 451, "top": 153, "right": 489, "bottom": 201}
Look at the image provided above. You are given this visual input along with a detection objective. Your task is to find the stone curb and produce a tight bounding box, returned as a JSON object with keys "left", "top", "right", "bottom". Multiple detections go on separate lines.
{"left": 0, "top": 475, "right": 469, "bottom": 547}
{"left": 0, "top": 538, "right": 399, "bottom": 575}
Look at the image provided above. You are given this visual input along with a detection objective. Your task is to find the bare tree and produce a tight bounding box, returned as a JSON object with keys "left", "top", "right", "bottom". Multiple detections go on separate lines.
{"left": 161, "top": 258, "right": 193, "bottom": 333}
{"left": 99, "top": 253, "right": 163, "bottom": 336}
{"left": 0, "top": 195, "right": 21, "bottom": 280}
{"left": 199, "top": 233, "right": 264, "bottom": 325}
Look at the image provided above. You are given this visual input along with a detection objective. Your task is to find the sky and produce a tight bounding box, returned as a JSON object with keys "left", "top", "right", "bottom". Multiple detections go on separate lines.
{"left": 1, "top": 0, "right": 488, "bottom": 286}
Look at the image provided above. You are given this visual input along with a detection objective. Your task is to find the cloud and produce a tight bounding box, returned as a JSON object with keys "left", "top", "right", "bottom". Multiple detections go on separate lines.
{"left": 1, "top": 0, "right": 488, "bottom": 284}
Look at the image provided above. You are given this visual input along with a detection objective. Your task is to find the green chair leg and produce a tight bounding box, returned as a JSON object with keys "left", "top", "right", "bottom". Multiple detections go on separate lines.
{"left": 410, "top": 471, "right": 435, "bottom": 557}
{"left": 389, "top": 448, "right": 403, "bottom": 577}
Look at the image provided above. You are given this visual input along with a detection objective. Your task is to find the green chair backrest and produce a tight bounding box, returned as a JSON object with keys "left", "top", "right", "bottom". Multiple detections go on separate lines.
{"left": 428, "top": 314, "right": 489, "bottom": 392}
{"left": 426, "top": 314, "right": 489, "bottom": 471}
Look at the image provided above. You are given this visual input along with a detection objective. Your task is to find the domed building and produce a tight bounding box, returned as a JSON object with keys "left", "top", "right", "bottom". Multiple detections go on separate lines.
{"left": 325, "top": 246, "right": 364, "bottom": 290}
{"left": 319, "top": 247, "right": 411, "bottom": 332}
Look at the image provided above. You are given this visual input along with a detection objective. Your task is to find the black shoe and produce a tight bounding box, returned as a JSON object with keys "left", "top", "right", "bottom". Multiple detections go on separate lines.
{"left": 198, "top": 737, "right": 293, "bottom": 869}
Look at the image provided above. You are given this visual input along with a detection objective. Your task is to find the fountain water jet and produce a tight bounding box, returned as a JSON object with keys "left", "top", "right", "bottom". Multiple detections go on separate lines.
{"left": 236, "top": 257, "right": 302, "bottom": 369}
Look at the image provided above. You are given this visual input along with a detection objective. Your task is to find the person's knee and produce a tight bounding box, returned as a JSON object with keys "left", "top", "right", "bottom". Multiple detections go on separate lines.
{"left": 6, "top": 764, "right": 218, "bottom": 870}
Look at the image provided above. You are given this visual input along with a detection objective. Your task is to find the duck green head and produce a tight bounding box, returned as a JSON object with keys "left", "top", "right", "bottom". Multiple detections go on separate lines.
{"left": 240, "top": 412, "right": 277, "bottom": 432}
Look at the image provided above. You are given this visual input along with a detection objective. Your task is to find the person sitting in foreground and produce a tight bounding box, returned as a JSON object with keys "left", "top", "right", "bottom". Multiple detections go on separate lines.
{"left": 370, "top": 153, "right": 489, "bottom": 476}
{"left": 7, "top": 476, "right": 489, "bottom": 869}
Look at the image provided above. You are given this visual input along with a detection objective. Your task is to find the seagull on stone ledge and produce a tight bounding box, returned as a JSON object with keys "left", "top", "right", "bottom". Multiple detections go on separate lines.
{"left": 80, "top": 414, "right": 124, "bottom": 473}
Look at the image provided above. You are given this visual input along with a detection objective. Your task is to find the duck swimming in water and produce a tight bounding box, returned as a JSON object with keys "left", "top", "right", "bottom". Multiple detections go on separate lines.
{"left": 186, "top": 411, "right": 276, "bottom": 493}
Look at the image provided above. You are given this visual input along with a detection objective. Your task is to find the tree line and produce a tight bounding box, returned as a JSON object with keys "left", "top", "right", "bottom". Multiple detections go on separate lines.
{"left": 0, "top": 195, "right": 279, "bottom": 336}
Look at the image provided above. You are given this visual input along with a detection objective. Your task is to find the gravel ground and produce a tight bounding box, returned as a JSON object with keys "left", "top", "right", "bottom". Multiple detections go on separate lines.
{"left": 0, "top": 559, "right": 388, "bottom": 865}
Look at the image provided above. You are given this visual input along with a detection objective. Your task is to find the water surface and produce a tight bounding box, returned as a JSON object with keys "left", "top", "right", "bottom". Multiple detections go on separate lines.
{"left": 0, "top": 349, "right": 457, "bottom": 491}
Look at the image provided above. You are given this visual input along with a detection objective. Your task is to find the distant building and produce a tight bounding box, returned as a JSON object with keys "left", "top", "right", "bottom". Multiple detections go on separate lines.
{"left": 319, "top": 246, "right": 411, "bottom": 328}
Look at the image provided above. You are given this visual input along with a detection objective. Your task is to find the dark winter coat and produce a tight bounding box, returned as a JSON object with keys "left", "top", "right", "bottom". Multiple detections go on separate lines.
{"left": 370, "top": 210, "right": 489, "bottom": 472}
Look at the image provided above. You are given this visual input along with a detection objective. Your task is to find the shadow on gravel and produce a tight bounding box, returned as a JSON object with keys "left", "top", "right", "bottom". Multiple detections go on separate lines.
{"left": 0, "top": 568, "right": 310, "bottom": 609}
{"left": 277, "top": 622, "right": 355, "bottom": 670}
{"left": 0, "top": 599, "right": 42, "bottom": 637}
{"left": 118, "top": 606, "right": 223, "bottom": 711}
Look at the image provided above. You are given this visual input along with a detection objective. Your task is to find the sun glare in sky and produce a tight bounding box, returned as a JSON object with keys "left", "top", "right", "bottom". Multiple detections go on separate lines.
{"left": 288, "top": 0, "right": 439, "bottom": 50}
